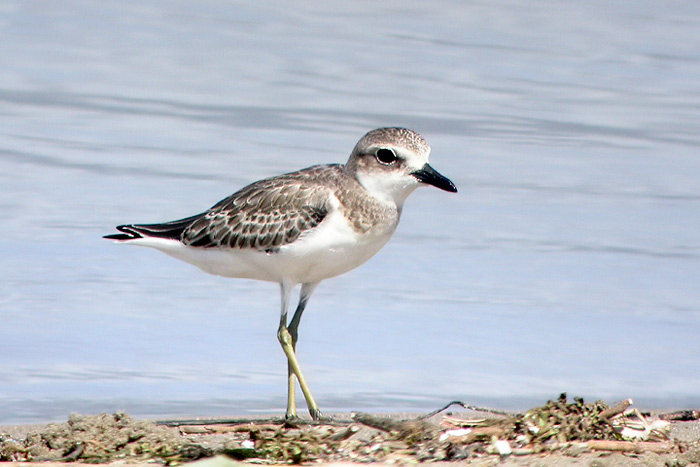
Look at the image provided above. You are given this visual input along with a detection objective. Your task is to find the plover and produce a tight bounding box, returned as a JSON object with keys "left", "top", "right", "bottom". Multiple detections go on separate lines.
{"left": 104, "top": 127, "right": 457, "bottom": 420}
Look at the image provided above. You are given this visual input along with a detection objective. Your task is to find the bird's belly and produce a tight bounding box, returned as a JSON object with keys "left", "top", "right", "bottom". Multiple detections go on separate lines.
{"left": 161, "top": 209, "right": 397, "bottom": 284}
{"left": 276, "top": 209, "right": 397, "bottom": 283}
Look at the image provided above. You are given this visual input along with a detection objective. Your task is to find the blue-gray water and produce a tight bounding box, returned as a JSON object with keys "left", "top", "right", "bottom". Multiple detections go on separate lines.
{"left": 1, "top": 1, "right": 699, "bottom": 424}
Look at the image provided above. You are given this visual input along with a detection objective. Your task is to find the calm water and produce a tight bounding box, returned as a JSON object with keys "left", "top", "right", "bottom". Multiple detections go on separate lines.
{"left": 1, "top": 1, "right": 700, "bottom": 424}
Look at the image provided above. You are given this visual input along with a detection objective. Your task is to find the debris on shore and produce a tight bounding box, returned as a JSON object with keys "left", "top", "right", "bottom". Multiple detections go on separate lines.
{"left": 1, "top": 394, "right": 698, "bottom": 464}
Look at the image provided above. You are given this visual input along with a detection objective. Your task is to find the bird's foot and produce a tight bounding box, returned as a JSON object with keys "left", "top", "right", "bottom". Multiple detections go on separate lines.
{"left": 310, "top": 408, "right": 332, "bottom": 422}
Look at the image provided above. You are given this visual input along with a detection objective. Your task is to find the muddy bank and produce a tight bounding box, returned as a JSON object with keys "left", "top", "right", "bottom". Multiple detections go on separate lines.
{"left": 1, "top": 396, "right": 699, "bottom": 465}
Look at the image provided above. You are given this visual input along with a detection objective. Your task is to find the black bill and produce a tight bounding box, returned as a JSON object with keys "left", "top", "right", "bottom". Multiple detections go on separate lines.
{"left": 411, "top": 163, "right": 458, "bottom": 193}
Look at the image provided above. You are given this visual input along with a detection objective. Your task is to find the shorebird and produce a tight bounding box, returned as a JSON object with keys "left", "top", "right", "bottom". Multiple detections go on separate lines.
{"left": 104, "top": 127, "right": 457, "bottom": 420}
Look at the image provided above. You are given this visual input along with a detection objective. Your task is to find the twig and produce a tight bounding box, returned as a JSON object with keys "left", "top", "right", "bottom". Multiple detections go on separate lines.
{"left": 417, "top": 401, "right": 513, "bottom": 420}
{"left": 352, "top": 413, "right": 435, "bottom": 438}
{"left": 328, "top": 425, "right": 359, "bottom": 441}
{"left": 157, "top": 417, "right": 283, "bottom": 427}
{"left": 599, "top": 399, "right": 632, "bottom": 421}
{"left": 658, "top": 410, "right": 700, "bottom": 421}
{"left": 587, "top": 440, "right": 673, "bottom": 453}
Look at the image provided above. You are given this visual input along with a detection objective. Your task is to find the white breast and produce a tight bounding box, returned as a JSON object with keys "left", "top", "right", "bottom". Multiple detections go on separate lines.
{"left": 128, "top": 194, "right": 400, "bottom": 285}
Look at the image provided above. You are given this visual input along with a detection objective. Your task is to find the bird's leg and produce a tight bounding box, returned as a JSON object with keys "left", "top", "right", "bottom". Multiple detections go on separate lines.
{"left": 278, "top": 324, "right": 321, "bottom": 420}
{"left": 289, "top": 283, "right": 321, "bottom": 419}
{"left": 277, "top": 281, "right": 298, "bottom": 419}
{"left": 288, "top": 283, "right": 318, "bottom": 350}
{"left": 277, "top": 282, "right": 322, "bottom": 420}
{"left": 277, "top": 326, "right": 299, "bottom": 418}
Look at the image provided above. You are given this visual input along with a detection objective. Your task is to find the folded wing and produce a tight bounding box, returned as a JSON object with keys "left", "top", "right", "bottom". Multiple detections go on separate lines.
{"left": 104, "top": 171, "right": 332, "bottom": 253}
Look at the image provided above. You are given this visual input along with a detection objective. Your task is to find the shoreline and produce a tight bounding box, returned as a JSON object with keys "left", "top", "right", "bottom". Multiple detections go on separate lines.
{"left": 2, "top": 400, "right": 699, "bottom": 466}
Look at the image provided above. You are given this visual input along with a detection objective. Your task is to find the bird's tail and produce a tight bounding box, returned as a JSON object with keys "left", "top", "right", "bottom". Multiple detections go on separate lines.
{"left": 103, "top": 213, "right": 204, "bottom": 241}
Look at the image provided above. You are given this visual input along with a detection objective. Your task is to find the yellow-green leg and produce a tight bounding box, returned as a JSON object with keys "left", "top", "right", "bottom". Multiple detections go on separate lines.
{"left": 278, "top": 282, "right": 322, "bottom": 420}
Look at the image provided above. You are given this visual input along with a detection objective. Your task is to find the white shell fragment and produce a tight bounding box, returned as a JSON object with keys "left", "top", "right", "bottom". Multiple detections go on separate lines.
{"left": 438, "top": 428, "right": 473, "bottom": 442}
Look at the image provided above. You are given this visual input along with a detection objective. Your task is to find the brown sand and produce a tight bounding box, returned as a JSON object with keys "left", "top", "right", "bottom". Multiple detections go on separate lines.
{"left": 1, "top": 400, "right": 699, "bottom": 466}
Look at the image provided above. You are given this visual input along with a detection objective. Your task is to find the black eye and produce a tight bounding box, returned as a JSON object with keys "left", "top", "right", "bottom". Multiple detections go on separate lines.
{"left": 375, "top": 148, "right": 398, "bottom": 165}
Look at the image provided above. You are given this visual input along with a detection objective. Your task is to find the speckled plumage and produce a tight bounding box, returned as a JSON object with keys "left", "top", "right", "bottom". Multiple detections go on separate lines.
{"left": 104, "top": 127, "right": 456, "bottom": 420}
{"left": 110, "top": 163, "right": 399, "bottom": 254}
{"left": 181, "top": 164, "right": 397, "bottom": 251}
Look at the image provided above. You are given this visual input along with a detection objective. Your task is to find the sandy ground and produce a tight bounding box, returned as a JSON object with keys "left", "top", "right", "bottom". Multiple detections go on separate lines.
{"left": 1, "top": 403, "right": 699, "bottom": 466}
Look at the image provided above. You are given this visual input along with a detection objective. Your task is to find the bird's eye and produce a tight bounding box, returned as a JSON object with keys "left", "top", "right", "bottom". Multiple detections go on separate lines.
{"left": 375, "top": 148, "right": 398, "bottom": 165}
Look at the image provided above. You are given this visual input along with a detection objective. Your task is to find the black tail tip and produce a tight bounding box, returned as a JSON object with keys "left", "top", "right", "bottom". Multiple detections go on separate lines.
{"left": 103, "top": 225, "right": 142, "bottom": 241}
{"left": 103, "top": 233, "right": 134, "bottom": 241}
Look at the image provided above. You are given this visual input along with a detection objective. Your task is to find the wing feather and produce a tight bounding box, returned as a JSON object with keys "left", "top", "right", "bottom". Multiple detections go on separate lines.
{"left": 181, "top": 168, "right": 334, "bottom": 250}
{"left": 105, "top": 164, "right": 341, "bottom": 251}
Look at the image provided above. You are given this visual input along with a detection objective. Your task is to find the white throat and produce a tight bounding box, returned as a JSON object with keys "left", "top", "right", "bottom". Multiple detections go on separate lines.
{"left": 355, "top": 170, "right": 420, "bottom": 208}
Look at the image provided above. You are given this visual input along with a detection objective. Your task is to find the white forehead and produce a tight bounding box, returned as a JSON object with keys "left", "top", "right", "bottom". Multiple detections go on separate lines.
{"left": 352, "top": 127, "right": 431, "bottom": 161}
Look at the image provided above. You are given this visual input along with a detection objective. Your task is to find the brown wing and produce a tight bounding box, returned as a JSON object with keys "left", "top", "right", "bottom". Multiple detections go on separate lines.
{"left": 182, "top": 168, "right": 334, "bottom": 251}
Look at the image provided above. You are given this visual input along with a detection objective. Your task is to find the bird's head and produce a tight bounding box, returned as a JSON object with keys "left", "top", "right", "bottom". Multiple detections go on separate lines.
{"left": 346, "top": 127, "right": 457, "bottom": 207}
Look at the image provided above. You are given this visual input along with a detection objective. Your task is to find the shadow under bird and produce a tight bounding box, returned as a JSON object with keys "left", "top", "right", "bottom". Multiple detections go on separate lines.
{"left": 104, "top": 127, "right": 457, "bottom": 420}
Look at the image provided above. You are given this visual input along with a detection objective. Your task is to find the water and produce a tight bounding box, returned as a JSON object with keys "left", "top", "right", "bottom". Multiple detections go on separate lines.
{"left": 1, "top": 1, "right": 700, "bottom": 424}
